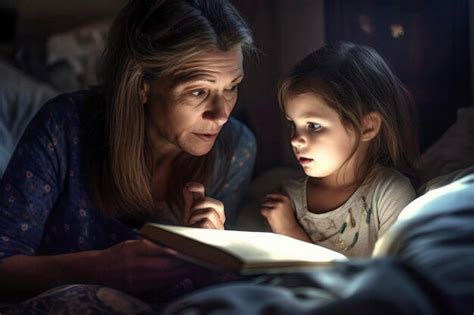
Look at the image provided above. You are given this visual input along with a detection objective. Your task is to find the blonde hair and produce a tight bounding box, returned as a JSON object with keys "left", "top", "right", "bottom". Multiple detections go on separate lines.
{"left": 86, "top": 0, "right": 254, "bottom": 221}
{"left": 278, "top": 42, "right": 419, "bottom": 184}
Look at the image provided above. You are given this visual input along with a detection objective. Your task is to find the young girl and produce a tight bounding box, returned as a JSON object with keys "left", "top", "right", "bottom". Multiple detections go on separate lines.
{"left": 260, "top": 42, "right": 419, "bottom": 257}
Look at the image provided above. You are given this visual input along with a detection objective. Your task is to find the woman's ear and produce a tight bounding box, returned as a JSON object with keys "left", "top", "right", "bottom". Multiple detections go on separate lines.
{"left": 361, "top": 112, "right": 382, "bottom": 142}
{"left": 140, "top": 82, "right": 149, "bottom": 105}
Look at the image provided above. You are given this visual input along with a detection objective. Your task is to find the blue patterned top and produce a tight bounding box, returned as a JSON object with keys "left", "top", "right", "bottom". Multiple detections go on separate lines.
{"left": 0, "top": 91, "right": 256, "bottom": 261}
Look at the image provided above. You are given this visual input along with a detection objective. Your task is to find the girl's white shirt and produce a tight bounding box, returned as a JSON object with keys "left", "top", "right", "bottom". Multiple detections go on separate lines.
{"left": 283, "top": 167, "right": 416, "bottom": 257}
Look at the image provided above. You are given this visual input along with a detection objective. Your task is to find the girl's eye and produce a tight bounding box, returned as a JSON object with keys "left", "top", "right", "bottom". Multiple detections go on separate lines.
{"left": 286, "top": 120, "right": 295, "bottom": 129}
{"left": 191, "top": 90, "right": 207, "bottom": 97}
{"left": 308, "top": 122, "right": 322, "bottom": 132}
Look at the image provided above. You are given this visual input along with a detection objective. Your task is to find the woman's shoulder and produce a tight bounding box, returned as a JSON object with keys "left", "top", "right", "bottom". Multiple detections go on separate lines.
{"left": 31, "top": 90, "right": 90, "bottom": 127}
{"left": 225, "top": 117, "right": 256, "bottom": 146}
{"left": 220, "top": 117, "right": 257, "bottom": 159}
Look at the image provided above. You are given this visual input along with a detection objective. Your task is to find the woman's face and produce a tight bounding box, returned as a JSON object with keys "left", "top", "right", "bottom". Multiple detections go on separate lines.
{"left": 144, "top": 45, "right": 244, "bottom": 157}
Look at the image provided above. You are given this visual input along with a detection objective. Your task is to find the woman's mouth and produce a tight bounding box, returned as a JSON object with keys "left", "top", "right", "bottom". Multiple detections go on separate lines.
{"left": 194, "top": 133, "right": 218, "bottom": 142}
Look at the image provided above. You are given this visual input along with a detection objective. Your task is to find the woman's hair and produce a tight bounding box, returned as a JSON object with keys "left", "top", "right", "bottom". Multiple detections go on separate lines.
{"left": 278, "top": 42, "right": 419, "bottom": 184}
{"left": 86, "top": 0, "right": 254, "bottom": 222}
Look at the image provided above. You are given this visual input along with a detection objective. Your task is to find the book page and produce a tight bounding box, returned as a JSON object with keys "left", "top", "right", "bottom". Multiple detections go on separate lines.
{"left": 153, "top": 224, "right": 346, "bottom": 264}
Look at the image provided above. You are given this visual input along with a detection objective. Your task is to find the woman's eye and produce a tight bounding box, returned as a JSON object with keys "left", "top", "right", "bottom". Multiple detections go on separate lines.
{"left": 308, "top": 122, "right": 322, "bottom": 132}
{"left": 225, "top": 85, "right": 239, "bottom": 93}
{"left": 286, "top": 120, "right": 295, "bottom": 129}
{"left": 191, "top": 90, "right": 207, "bottom": 97}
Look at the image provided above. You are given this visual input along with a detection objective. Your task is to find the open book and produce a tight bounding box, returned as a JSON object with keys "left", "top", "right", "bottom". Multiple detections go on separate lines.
{"left": 139, "top": 223, "right": 347, "bottom": 274}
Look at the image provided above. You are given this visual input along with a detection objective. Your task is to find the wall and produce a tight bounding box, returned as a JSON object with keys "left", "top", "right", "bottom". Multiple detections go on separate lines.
{"left": 471, "top": 0, "right": 474, "bottom": 104}
{"left": 16, "top": 0, "right": 127, "bottom": 38}
{"left": 233, "top": 0, "right": 325, "bottom": 174}
{"left": 8, "top": 0, "right": 325, "bottom": 175}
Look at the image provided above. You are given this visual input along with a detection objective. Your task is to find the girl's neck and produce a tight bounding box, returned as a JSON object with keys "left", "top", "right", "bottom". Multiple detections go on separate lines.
{"left": 306, "top": 173, "right": 362, "bottom": 214}
{"left": 306, "top": 161, "right": 371, "bottom": 214}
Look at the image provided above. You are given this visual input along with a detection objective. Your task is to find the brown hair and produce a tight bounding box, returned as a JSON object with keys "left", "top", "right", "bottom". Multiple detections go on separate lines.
{"left": 85, "top": 0, "right": 254, "bottom": 222}
{"left": 278, "top": 42, "right": 419, "bottom": 184}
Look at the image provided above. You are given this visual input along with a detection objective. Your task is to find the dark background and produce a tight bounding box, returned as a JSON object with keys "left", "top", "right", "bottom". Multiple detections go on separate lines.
{"left": 0, "top": 0, "right": 472, "bottom": 178}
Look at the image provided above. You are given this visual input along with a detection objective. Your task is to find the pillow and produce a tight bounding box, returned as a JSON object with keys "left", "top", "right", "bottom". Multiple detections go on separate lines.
{"left": 417, "top": 106, "right": 474, "bottom": 183}
{"left": 418, "top": 166, "right": 474, "bottom": 195}
{"left": 0, "top": 59, "right": 58, "bottom": 177}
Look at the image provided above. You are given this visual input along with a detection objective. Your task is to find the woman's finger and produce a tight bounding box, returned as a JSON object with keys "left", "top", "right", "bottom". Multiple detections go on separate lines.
{"left": 261, "top": 200, "right": 279, "bottom": 209}
{"left": 182, "top": 182, "right": 206, "bottom": 224}
{"left": 188, "top": 209, "right": 223, "bottom": 229}
{"left": 190, "top": 199, "right": 225, "bottom": 222}
{"left": 264, "top": 193, "right": 287, "bottom": 201}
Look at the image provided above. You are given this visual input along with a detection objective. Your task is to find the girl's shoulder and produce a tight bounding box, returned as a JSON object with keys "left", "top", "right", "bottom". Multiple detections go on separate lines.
{"left": 371, "top": 167, "right": 413, "bottom": 187}
{"left": 366, "top": 166, "right": 416, "bottom": 203}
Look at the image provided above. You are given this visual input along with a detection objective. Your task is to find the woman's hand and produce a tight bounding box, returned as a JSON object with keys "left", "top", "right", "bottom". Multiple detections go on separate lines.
{"left": 96, "top": 239, "right": 197, "bottom": 293}
{"left": 182, "top": 182, "right": 226, "bottom": 229}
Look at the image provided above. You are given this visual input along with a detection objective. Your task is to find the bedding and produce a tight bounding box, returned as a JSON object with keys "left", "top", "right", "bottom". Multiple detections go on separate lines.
{"left": 0, "top": 59, "right": 58, "bottom": 177}
{"left": 163, "top": 173, "right": 474, "bottom": 315}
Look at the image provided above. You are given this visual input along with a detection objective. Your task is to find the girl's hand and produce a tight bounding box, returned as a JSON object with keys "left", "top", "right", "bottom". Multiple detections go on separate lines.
{"left": 260, "top": 193, "right": 300, "bottom": 235}
{"left": 96, "top": 239, "right": 198, "bottom": 293}
{"left": 182, "top": 182, "right": 226, "bottom": 229}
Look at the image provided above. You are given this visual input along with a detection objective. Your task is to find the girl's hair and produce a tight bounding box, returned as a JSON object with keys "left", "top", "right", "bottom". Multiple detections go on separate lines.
{"left": 278, "top": 42, "right": 419, "bottom": 184}
{"left": 85, "top": 0, "right": 254, "bottom": 222}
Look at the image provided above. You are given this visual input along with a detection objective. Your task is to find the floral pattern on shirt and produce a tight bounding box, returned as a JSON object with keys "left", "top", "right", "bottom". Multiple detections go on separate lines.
{"left": 0, "top": 91, "right": 256, "bottom": 261}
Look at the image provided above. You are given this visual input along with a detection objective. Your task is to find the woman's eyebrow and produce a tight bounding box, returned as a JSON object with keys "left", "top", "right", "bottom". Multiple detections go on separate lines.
{"left": 231, "top": 74, "right": 244, "bottom": 83}
{"left": 178, "top": 73, "right": 244, "bottom": 85}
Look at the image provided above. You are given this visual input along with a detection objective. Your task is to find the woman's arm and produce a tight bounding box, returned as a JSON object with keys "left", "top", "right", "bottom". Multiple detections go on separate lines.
{"left": 0, "top": 239, "right": 198, "bottom": 296}
{"left": 0, "top": 251, "right": 101, "bottom": 295}
{"left": 0, "top": 96, "right": 195, "bottom": 296}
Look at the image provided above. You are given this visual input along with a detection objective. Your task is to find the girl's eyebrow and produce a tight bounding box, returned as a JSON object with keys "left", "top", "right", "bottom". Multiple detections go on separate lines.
{"left": 302, "top": 111, "right": 327, "bottom": 119}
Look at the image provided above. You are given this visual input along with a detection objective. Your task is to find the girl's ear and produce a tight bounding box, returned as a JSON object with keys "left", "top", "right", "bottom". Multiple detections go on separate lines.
{"left": 361, "top": 112, "right": 382, "bottom": 142}
{"left": 140, "top": 82, "right": 149, "bottom": 105}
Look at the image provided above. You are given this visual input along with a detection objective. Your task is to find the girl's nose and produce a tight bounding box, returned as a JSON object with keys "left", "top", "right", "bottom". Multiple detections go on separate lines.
{"left": 290, "top": 131, "right": 306, "bottom": 148}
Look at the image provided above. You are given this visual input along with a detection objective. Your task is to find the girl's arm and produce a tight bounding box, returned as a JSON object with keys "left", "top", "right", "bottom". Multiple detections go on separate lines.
{"left": 260, "top": 193, "right": 313, "bottom": 243}
{"left": 375, "top": 170, "right": 417, "bottom": 236}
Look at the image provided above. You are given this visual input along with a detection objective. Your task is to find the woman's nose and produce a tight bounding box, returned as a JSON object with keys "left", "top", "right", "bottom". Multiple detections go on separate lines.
{"left": 204, "top": 95, "right": 232, "bottom": 125}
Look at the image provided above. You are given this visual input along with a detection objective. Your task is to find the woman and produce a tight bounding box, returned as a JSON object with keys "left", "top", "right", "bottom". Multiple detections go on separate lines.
{"left": 0, "top": 0, "right": 256, "bottom": 310}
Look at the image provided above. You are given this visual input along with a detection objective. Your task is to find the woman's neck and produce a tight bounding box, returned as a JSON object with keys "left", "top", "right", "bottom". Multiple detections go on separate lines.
{"left": 150, "top": 145, "right": 180, "bottom": 202}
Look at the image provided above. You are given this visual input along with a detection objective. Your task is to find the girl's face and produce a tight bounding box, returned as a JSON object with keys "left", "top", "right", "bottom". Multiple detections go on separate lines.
{"left": 144, "top": 45, "right": 244, "bottom": 157}
{"left": 284, "top": 93, "right": 359, "bottom": 182}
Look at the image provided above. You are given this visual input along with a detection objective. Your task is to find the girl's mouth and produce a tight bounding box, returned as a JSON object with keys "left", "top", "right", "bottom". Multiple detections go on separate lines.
{"left": 298, "top": 157, "right": 313, "bottom": 165}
